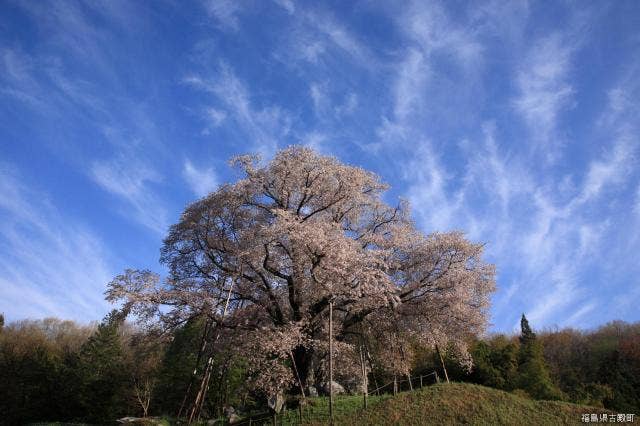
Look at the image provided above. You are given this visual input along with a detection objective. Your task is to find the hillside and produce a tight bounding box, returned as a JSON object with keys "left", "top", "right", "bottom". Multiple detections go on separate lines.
{"left": 319, "top": 383, "right": 613, "bottom": 426}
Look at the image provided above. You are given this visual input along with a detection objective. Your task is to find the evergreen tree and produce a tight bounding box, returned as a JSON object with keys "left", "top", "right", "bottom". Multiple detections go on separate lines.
{"left": 470, "top": 341, "right": 505, "bottom": 388}
{"left": 153, "top": 316, "right": 207, "bottom": 416}
{"left": 469, "top": 337, "right": 519, "bottom": 390}
{"left": 76, "top": 309, "right": 130, "bottom": 422}
{"left": 516, "top": 315, "right": 563, "bottom": 400}
{"left": 152, "top": 316, "right": 250, "bottom": 418}
{"left": 519, "top": 314, "right": 536, "bottom": 345}
{"left": 495, "top": 340, "right": 519, "bottom": 390}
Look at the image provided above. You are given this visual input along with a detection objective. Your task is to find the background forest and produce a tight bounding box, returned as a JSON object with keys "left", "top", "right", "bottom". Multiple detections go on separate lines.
{"left": 1, "top": 311, "right": 638, "bottom": 424}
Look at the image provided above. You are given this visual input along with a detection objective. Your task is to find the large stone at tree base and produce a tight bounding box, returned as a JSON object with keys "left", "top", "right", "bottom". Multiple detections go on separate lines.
{"left": 342, "top": 377, "right": 367, "bottom": 395}
{"left": 223, "top": 406, "right": 240, "bottom": 423}
{"left": 117, "top": 417, "right": 165, "bottom": 425}
{"left": 206, "top": 414, "right": 240, "bottom": 425}
{"left": 307, "top": 385, "right": 318, "bottom": 397}
{"left": 268, "top": 392, "right": 285, "bottom": 413}
{"left": 322, "top": 381, "right": 345, "bottom": 395}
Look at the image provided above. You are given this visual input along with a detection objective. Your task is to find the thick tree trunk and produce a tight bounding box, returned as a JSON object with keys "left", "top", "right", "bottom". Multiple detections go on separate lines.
{"left": 293, "top": 345, "right": 312, "bottom": 390}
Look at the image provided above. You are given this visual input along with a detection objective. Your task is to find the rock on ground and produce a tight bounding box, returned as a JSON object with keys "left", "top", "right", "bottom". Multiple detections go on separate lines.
{"left": 322, "top": 380, "right": 346, "bottom": 395}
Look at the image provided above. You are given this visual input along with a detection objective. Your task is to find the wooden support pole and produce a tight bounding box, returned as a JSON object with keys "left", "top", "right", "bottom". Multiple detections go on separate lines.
{"left": 435, "top": 345, "right": 450, "bottom": 383}
{"left": 373, "top": 375, "right": 380, "bottom": 396}
{"left": 178, "top": 319, "right": 211, "bottom": 418}
{"left": 329, "top": 300, "right": 334, "bottom": 424}
{"left": 188, "top": 272, "right": 238, "bottom": 424}
{"left": 289, "top": 350, "right": 306, "bottom": 399}
{"left": 188, "top": 356, "right": 213, "bottom": 423}
{"left": 359, "top": 345, "right": 368, "bottom": 409}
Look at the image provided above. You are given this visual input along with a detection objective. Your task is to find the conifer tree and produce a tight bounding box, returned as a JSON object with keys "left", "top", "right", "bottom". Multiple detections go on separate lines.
{"left": 516, "top": 315, "right": 563, "bottom": 400}
{"left": 519, "top": 314, "right": 536, "bottom": 345}
{"left": 153, "top": 316, "right": 207, "bottom": 416}
{"left": 469, "top": 337, "right": 518, "bottom": 390}
{"left": 77, "top": 309, "right": 130, "bottom": 422}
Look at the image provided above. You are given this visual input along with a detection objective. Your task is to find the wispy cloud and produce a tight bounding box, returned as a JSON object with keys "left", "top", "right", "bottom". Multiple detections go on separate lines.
{"left": 91, "top": 156, "right": 169, "bottom": 235}
{"left": 1, "top": 2, "right": 176, "bottom": 239}
{"left": 404, "top": 0, "right": 483, "bottom": 68}
{"left": 0, "top": 165, "right": 113, "bottom": 322}
{"left": 375, "top": 48, "right": 428, "bottom": 152}
{"left": 576, "top": 65, "right": 640, "bottom": 205}
{"left": 308, "top": 81, "right": 358, "bottom": 121}
{"left": 511, "top": 58, "right": 640, "bottom": 327}
{"left": 576, "top": 135, "right": 635, "bottom": 204}
{"left": 308, "top": 12, "right": 368, "bottom": 62}
{"left": 391, "top": 49, "right": 428, "bottom": 123}
{"left": 399, "top": 112, "right": 625, "bottom": 329}
{"left": 404, "top": 143, "right": 464, "bottom": 233}
{"left": 273, "top": 0, "right": 295, "bottom": 15}
{"left": 525, "top": 263, "right": 579, "bottom": 326}
{"left": 202, "top": 0, "right": 242, "bottom": 31}
{"left": 275, "top": 8, "right": 372, "bottom": 67}
{"left": 514, "top": 33, "right": 575, "bottom": 154}
{"left": 0, "top": 48, "right": 48, "bottom": 110}
{"left": 300, "top": 131, "right": 330, "bottom": 154}
{"left": 309, "top": 81, "right": 329, "bottom": 116}
{"left": 335, "top": 92, "right": 358, "bottom": 116}
{"left": 184, "top": 64, "right": 292, "bottom": 158}
{"left": 206, "top": 107, "right": 227, "bottom": 127}
{"left": 564, "top": 302, "right": 596, "bottom": 327}
{"left": 377, "top": 3, "right": 629, "bottom": 330}
{"left": 2, "top": 0, "right": 638, "bottom": 331}
{"left": 183, "top": 160, "right": 218, "bottom": 198}
{"left": 377, "top": 0, "right": 490, "bottom": 148}
{"left": 15, "top": 0, "right": 139, "bottom": 77}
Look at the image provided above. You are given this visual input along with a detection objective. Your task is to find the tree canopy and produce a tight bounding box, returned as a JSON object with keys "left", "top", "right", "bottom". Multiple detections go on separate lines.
{"left": 107, "top": 146, "right": 496, "bottom": 395}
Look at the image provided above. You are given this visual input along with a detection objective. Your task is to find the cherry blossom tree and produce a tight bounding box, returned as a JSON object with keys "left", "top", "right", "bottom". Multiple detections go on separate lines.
{"left": 107, "top": 146, "right": 495, "bottom": 396}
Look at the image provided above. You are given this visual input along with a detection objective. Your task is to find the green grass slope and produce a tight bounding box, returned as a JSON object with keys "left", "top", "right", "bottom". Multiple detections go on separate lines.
{"left": 322, "top": 383, "right": 613, "bottom": 426}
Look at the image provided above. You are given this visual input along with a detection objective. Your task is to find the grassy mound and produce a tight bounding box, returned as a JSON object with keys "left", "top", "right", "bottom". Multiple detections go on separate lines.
{"left": 318, "top": 383, "right": 613, "bottom": 425}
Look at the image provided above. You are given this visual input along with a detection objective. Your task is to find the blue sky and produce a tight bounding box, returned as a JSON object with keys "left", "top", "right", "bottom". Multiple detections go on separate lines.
{"left": 1, "top": 0, "right": 639, "bottom": 331}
